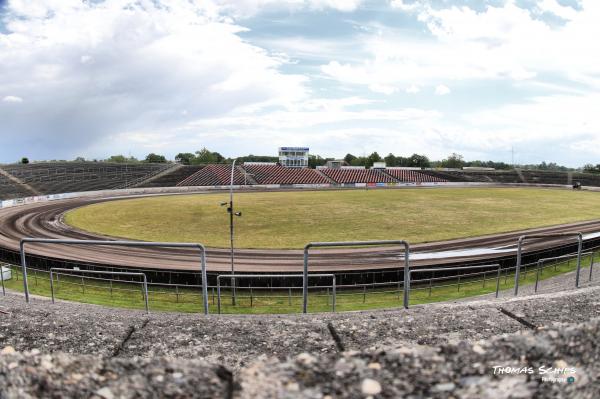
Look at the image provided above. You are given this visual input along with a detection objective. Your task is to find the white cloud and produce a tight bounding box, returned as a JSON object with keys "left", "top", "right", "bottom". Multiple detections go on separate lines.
{"left": 434, "top": 84, "right": 450, "bottom": 95}
{"left": 0, "top": 0, "right": 307, "bottom": 158}
{"left": 368, "top": 83, "right": 398, "bottom": 95}
{"left": 405, "top": 84, "right": 420, "bottom": 94}
{"left": 321, "top": 1, "right": 599, "bottom": 94}
{"left": 214, "top": 0, "right": 363, "bottom": 18}
{"left": 389, "top": 0, "right": 420, "bottom": 12}
{"left": 2, "top": 96, "right": 23, "bottom": 103}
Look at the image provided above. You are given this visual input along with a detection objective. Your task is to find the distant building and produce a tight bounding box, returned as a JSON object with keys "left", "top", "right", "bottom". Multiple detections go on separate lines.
{"left": 278, "top": 147, "right": 309, "bottom": 168}
{"left": 325, "top": 160, "right": 345, "bottom": 169}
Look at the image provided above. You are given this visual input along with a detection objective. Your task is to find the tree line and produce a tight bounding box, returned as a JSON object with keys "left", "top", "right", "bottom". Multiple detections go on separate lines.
{"left": 15, "top": 149, "right": 595, "bottom": 173}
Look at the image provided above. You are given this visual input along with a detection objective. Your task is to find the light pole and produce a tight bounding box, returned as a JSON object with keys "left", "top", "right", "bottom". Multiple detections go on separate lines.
{"left": 221, "top": 159, "right": 242, "bottom": 305}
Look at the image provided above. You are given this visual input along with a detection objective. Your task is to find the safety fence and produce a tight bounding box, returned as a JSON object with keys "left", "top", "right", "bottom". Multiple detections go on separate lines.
{"left": 1, "top": 244, "right": 597, "bottom": 314}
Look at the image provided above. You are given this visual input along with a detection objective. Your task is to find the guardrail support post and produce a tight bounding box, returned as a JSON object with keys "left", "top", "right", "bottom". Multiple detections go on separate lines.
{"left": 50, "top": 270, "right": 55, "bottom": 303}
{"left": 575, "top": 234, "right": 583, "bottom": 288}
{"left": 217, "top": 277, "right": 222, "bottom": 315}
{"left": 332, "top": 276, "right": 336, "bottom": 313}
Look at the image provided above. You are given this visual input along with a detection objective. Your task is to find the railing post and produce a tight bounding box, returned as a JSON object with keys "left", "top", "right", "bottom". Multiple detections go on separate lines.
{"left": 288, "top": 287, "right": 292, "bottom": 306}
{"left": 143, "top": 275, "right": 149, "bottom": 314}
{"left": 495, "top": 265, "right": 501, "bottom": 298}
{"left": 428, "top": 277, "right": 432, "bottom": 297}
{"left": 332, "top": 276, "right": 336, "bottom": 313}
{"left": 402, "top": 244, "right": 410, "bottom": 309}
{"left": 590, "top": 252, "right": 595, "bottom": 282}
{"left": 50, "top": 270, "right": 55, "bottom": 304}
{"left": 0, "top": 264, "right": 5, "bottom": 297}
{"left": 534, "top": 260, "right": 542, "bottom": 293}
{"left": 217, "top": 277, "right": 222, "bottom": 315}
{"left": 19, "top": 241, "right": 30, "bottom": 303}
{"left": 514, "top": 237, "right": 523, "bottom": 296}
{"left": 363, "top": 285, "right": 366, "bottom": 303}
{"left": 575, "top": 234, "right": 583, "bottom": 288}
{"left": 302, "top": 245, "right": 310, "bottom": 314}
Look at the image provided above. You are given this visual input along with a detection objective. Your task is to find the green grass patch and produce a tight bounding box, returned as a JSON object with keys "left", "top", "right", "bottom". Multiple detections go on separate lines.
{"left": 64, "top": 188, "right": 600, "bottom": 249}
{"left": 1, "top": 253, "right": 593, "bottom": 314}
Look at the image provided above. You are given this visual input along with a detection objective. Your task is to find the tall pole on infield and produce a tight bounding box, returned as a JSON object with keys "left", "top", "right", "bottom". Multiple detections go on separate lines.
{"left": 229, "top": 159, "right": 236, "bottom": 305}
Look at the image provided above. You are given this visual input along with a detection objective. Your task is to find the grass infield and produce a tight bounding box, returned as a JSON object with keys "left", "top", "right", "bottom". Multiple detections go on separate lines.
{"left": 65, "top": 187, "right": 600, "bottom": 249}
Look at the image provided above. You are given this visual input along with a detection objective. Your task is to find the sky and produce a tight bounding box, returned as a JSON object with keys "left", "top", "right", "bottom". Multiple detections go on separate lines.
{"left": 0, "top": 0, "right": 599, "bottom": 166}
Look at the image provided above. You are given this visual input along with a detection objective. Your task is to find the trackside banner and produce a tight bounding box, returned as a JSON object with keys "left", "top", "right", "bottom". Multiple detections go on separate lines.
{"left": 0, "top": 182, "right": 571, "bottom": 210}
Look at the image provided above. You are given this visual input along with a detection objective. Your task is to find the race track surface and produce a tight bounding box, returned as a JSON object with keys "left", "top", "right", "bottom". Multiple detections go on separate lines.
{"left": 1, "top": 190, "right": 600, "bottom": 273}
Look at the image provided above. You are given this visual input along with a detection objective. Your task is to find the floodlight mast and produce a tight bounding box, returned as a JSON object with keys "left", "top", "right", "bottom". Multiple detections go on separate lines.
{"left": 228, "top": 159, "right": 240, "bottom": 305}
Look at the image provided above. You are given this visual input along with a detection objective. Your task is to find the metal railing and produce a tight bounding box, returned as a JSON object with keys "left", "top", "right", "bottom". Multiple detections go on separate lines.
{"left": 19, "top": 238, "right": 209, "bottom": 314}
{"left": 1, "top": 249, "right": 597, "bottom": 313}
{"left": 408, "top": 264, "right": 501, "bottom": 306}
{"left": 514, "top": 233, "right": 583, "bottom": 295}
{"left": 216, "top": 273, "right": 336, "bottom": 314}
{"left": 49, "top": 267, "right": 149, "bottom": 313}
{"left": 534, "top": 252, "right": 593, "bottom": 293}
{"left": 304, "top": 240, "right": 410, "bottom": 312}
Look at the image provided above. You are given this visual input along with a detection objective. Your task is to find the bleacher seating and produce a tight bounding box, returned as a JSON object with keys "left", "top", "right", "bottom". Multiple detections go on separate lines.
{"left": 1, "top": 162, "right": 171, "bottom": 195}
{"left": 572, "top": 172, "right": 600, "bottom": 187}
{"left": 0, "top": 173, "right": 34, "bottom": 200}
{"left": 520, "top": 170, "right": 568, "bottom": 185}
{"left": 177, "top": 164, "right": 245, "bottom": 186}
{"left": 241, "top": 165, "right": 330, "bottom": 185}
{"left": 384, "top": 169, "right": 447, "bottom": 183}
{"left": 139, "top": 166, "right": 204, "bottom": 188}
{"left": 319, "top": 168, "right": 396, "bottom": 184}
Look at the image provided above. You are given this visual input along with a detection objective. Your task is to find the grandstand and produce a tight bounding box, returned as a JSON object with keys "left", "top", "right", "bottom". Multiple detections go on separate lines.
{"left": 139, "top": 165, "right": 204, "bottom": 188}
{"left": 242, "top": 164, "right": 330, "bottom": 185}
{"left": 0, "top": 162, "right": 170, "bottom": 195}
{"left": 0, "top": 173, "right": 35, "bottom": 200}
{"left": 319, "top": 168, "right": 397, "bottom": 184}
{"left": 384, "top": 168, "right": 447, "bottom": 183}
{"left": 520, "top": 170, "right": 570, "bottom": 185}
{"left": 177, "top": 164, "right": 246, "bottom": 186}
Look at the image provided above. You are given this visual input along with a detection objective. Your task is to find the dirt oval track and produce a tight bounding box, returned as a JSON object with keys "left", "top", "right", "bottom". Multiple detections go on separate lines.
{"left": 1, "top": 191, "right": 600, "bottom": 273}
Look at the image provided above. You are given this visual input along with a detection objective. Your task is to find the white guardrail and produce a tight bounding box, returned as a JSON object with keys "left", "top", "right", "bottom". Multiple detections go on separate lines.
{"left": 0, "top": 181, "right": 575, "bottom": 210}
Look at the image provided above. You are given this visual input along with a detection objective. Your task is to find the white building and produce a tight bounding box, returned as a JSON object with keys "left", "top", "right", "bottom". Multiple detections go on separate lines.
{"left": 278, "top": 147, "right": 309, "bottom": 168}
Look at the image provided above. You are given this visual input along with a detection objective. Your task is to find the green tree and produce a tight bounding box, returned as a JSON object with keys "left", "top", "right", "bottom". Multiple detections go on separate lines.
{"left": 365, "top": 152, "right": 382, "bottom": 168}
{"left": 145, "top": 153, "right": 167, "bottom": 163}
{"left": 175, "top": 153, "right": 196, "bottom": 165}
{"left": 20, "top": 157, "right": 29, "bottom": 164}
{"left": 194, "top": 148, "right": 225, "bottom": 164}
{"left": 409, "top": 153, "right": 430, "bottom": 168}
{"left": 441, "top": 153, "right": 465, "bottom": 169}
{"left": 344, "top": 153, "right": 357, "bottom": 165}
{"left": 384, "top": 153, "right": 397, "bottom": 167}
{"left": 107, "top": 155, "right": 138, "bottom": 163}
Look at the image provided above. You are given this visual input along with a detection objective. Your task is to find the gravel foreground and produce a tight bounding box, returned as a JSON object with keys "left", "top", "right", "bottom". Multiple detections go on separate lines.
{"left": 1, "top": 280, "right": 599, "bottom": 398}
{"left": 0, "top": 319, "right": 598, "bottom": 398}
